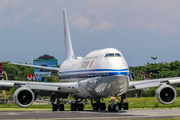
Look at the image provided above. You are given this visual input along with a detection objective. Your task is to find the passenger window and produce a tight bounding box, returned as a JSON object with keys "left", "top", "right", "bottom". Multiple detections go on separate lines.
{"left": 115, "top": 53, "right": 121, "bottom": 57}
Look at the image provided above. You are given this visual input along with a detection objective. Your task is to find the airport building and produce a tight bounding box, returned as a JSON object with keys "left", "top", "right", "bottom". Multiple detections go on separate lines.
{"left": 33, "top": 54, "right": 58, "bottom": 76}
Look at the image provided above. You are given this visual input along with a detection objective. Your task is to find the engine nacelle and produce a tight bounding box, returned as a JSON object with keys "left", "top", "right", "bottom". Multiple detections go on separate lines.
{"left": 156, "top": 84, "right": 176, "bottom": 105}
{"left": 13, "top": 87, "right": 34, "bottom": 107}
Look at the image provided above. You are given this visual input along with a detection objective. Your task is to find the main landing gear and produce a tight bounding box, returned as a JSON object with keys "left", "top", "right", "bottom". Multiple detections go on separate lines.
{"left": 50, "top": 93, "right": 128, "bottom": 112}
{"left": 108, "top": 94, "right": 129, "bottom": 112}
{"left": 70, "top": 98, "right": 84, "bottom": 111}
{"left": 51, "top": 92, "right": 65, "bottom": 111}
{"left": 90, "top": 99, "right": 106, "bottom": 111}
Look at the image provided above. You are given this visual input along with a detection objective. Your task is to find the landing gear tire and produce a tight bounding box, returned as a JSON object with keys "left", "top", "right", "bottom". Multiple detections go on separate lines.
{"left": 59, "top": 104, "right": 64, "bottom": 111}
{"left": 93, "top": 103, "right": 99, "bottom": 110}
{"left": 52, "top": 104, "right": 57, "bottom": 111}
{"left": 117, "top": 103, "right": 122, "bottom": 110}
{"left": 78, "top": 104, "right": 84, "bottom": 111}
{"left": 99, "top": 103, "right": 106, "bottom": 110}
{"left": 71, "top": 104, "right": 76, "bottom": 111}
{"left": 108, "top": 105, "right": 113, "bottom": 112}
{"left": 123, "top": 102, "right": 128, "bottom": 110}
{"left": 113, "top": 104, "right": 119, "bottom": 112}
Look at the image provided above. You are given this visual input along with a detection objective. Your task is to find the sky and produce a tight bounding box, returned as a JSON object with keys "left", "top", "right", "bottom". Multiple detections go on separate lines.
{"left": 1, "top": 0, "right": 180, "bottom": 66}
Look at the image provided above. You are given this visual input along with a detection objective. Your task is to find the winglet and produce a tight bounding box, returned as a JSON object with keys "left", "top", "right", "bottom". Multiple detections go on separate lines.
{"left": 63, "top": 8, "right": 75, "bottom": 60}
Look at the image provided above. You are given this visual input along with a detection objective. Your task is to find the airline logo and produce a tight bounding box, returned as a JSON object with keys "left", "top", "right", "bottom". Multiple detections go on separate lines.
{"left": 89, "top": 60, "right": 94, "bottom": 68}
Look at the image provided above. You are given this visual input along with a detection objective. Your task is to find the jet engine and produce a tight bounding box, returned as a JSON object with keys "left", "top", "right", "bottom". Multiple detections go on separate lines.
{"left": 13, "top": 87, "right": 34, "bottom": 107}
{"left": 156, "top": 84, "right": 176, "bottom": 105}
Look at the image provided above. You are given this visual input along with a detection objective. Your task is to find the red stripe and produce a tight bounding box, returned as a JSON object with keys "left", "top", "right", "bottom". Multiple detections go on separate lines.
{"left": 89, "top": 60, "right": 94, "bottom": 68}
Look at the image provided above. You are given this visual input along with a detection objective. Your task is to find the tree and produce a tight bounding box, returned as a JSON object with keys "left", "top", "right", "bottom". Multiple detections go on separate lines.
{"left": 2, "top": 62, "right": 33, "bottom": 81}
{"left": 130, "top": 60, "right": 180, "bottom": 80}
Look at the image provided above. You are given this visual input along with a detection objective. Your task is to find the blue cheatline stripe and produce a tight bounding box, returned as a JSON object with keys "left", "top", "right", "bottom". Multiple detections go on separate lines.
{"left": 109, "top": 72, "right": 128, "bottom": 76}
{"left": 59, "top": 71, "right": 129, "bottom": 79}
{"left": 59, "top": 69, "right": 129, "bottom": 79}
{"left": 59, "top": 68, "right": 129, "bottom": 74}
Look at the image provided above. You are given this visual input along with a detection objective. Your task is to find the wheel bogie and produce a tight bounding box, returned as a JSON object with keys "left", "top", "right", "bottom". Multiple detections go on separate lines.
{"left": 108, "top": 105, "right": 113, "bottom": 112}
{"left": 113, "top": 104, "right": 119, "bottom": 112}
{"left": 100, "top": 103, "right": 106, "bottom": 110}
{"left": 93, "top": 103, "right": 99, "bottom": 110}
{"left": 52, "top": 104, "right": 64, "bottom": 111}
{"left": 71, "top": 104, "right": 76, "bottom": 111}
{"left": 78, "top": 104, "right": 84, "bottom": 111}
{"left": 59, "top": 104, "right": 64, "bottom": 111}
{"left": 52, "top": 104, "right": 57, "bottom": 111}
{"left": 117, "top": 103, "right": 122, "bottom": 110}
{"left": 123, "top": 102, "right": 128, "bottom": 110}
{"left": 71, "top": 103, "right": 84, "bottom": 111}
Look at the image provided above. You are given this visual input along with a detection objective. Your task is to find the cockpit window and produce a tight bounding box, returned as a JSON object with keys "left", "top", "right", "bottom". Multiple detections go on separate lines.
{"left": 105, "top": 53, "right": 121, "bottom": 57}
{"left": 105, "top": 54, "right": 109, "bottom": 57}
{"left": 109, "top": 53, "right": 114, "bottom": 57}
{"left": 115, "top": 53, "right": 121, "bottom": 57}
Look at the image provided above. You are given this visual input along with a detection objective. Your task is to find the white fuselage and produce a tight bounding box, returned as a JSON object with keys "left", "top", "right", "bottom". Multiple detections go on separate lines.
{"left": 59, "top": 48, "right": 129, "bottom": 98}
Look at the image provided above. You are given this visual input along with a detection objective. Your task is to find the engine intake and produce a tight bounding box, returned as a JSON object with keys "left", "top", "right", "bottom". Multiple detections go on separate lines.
{"left": 156, "top": 84, "right": 176, "bottom": 105}
{"left": 13, "top": 87, "right": 34, "bottom": 107}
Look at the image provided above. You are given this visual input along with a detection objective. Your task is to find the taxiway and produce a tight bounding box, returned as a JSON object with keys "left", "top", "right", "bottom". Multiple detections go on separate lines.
{"left": 0, "top": 109, "right": 180, "bottom": 120}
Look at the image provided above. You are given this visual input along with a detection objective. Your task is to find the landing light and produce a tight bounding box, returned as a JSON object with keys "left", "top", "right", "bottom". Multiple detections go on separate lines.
{"left": 111, "top": 97, "right": 115, "bottom": 100}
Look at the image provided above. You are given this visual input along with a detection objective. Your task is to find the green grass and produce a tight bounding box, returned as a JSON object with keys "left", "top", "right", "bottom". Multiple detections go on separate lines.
{"left": 0, "top": 97, "right": 180, "bottom": 111}
{"left": 128, "top": 97, "right": 180, "bottom": 109}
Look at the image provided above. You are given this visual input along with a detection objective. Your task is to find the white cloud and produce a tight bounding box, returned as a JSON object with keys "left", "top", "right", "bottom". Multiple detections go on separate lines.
{"left": 0, "top": 0, "right": 63, "bottom": 27}
{"left": 82, "top": 0, "right": 180, "bottom": 33}
{"left": 123, "top": 0, "right": 180, "bottom": 33}
{"left": 0, "top": 0, "right": 22, "bottom": 9}
{"left": 33, "top": 8, "right": 52, "bottom": 23}
{"left": 70, "top": 14, "right": 91, "bottom": 29}
{"left": 86, "top": 0, "right": 125, "bottom": 8}
{"left": 97, "top": 21, "right": 115, "bottom": 31}
{"left": 1, "top": 0, "right": 180, "bottom": 33}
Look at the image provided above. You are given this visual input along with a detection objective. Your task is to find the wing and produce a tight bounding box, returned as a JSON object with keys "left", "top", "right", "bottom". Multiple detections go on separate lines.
{"left": 0, "top": 80, "right": 79, "bottom": 107}
{"left": 0, "top": 80, "right": 78, "bottom": 95}
{"left": 10, "top": 63, "right": 60, "bottom": 71}
{"left": 128, "top": 77, "right": 180, "bottom": 91}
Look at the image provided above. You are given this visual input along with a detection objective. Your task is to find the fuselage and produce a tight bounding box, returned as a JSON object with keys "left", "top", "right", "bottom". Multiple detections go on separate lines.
{"left": 59, "top": 48, "right": 129, "bottom": 98}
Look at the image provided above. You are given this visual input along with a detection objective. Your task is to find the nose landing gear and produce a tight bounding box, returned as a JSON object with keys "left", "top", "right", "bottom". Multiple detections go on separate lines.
{"left": 108, "top": 94, "right": 129, "bottom": 112}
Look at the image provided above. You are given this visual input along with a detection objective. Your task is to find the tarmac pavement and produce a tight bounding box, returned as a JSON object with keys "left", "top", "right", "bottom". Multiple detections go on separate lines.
{"left": 0, "top": 109, "right": 180, "bottom": 120}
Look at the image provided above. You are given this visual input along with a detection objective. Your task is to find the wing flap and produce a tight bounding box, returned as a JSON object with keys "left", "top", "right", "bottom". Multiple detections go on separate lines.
{"left": 133, "top": 82, "right": 160, "bottom": 90}
{"left": 0, "top": 80, "right": 78, "bottom": 94}
{"left": 128, "top": 77, "right": 180, "bottom": 92}
{"left": 25, "top": 83, "right": 78, "bottom": 94}
{"left": 26, "top": 84, "right": 59, "bottom": 92}
{"left": 168, "top": 79, "right": 180, "bottom": 85}
{"left": 0, "top": 82, "right": 15, "bottom": 87}
{"left": 0, "top": 82, "right": 15, "bottom": 90}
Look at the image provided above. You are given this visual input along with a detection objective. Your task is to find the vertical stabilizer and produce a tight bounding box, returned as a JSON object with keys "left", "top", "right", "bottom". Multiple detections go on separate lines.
{"left": 63, "top": 8, "right": 75, "bottom": 60}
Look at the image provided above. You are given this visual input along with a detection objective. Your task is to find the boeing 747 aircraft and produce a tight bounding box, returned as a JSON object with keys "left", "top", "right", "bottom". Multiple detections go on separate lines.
{"left": 0, "top": 8, "right": 180, "bottom": 112}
